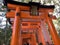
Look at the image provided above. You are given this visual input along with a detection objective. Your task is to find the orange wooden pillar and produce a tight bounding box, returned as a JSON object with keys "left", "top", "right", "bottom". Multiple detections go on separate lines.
{"left": 37, "top": 29, "right": 41, "bottom": 44}
{"left": 46, "top": 15, "right": 60, "bottom": 45}
{"left": 40, "top": 20, "right": 52, "bottom": 44}
{"left": 31, "top": 33, "right": 37, "bottom": 45}
{"left": 11, "top": 7, "right": 22, "bottom": 45}
{"left": 27, "top": 39, "right": 30, "bottom": 45}
{"left": 59, "top": 37, "right": 60, "bottom": 42}
{"left": 37, "top": 23, "right": 46, "bottom": 45}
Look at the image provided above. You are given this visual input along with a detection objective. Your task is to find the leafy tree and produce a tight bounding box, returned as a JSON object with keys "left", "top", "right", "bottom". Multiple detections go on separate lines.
{"left": 0, "top": 26, "right": 12, "bottom": 45}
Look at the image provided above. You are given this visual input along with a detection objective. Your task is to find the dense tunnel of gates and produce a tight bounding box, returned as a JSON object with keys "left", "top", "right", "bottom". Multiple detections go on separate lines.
{"left": 5, "top": 0, "right": 60, "bottom": 45}
{"left": 7, "top": 18, "right": 55, "bottom": 45}
{"left": 22, "top": 39, "right": 30, "bottom": 45}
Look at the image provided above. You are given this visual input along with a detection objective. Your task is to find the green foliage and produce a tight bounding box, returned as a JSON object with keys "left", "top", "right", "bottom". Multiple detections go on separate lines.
{"left": 0, "top": 27, "right": 12, "bottom": 45}
{"left": 2, "top": 6, "right": 7, "bottom": 8}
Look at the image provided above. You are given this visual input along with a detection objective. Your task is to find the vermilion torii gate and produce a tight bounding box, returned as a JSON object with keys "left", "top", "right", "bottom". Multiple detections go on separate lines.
{"left": 5, "top": 0, "right": 60, "bottom": 45}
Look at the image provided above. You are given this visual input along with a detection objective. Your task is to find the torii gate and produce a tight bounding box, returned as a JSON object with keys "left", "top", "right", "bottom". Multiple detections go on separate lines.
{"left": 5, "top": 0, "right": 60, "bottom": 45}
